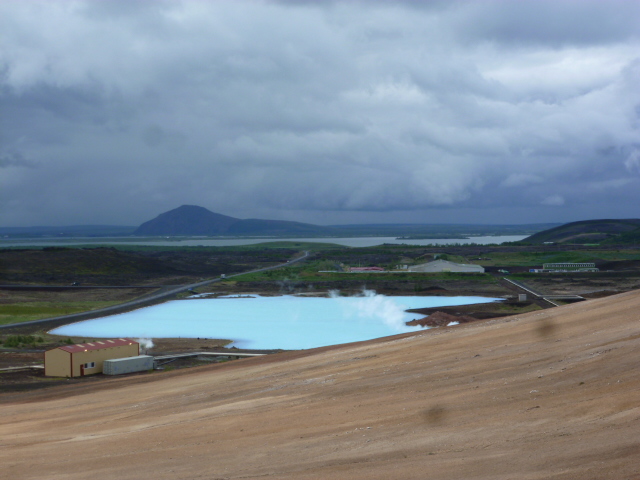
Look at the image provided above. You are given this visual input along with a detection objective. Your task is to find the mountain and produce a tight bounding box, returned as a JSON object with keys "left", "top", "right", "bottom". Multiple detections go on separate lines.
{"left": 523, "top": 218, "right": 640, "bottom": 244}
{"left": 134, "top": 205, "right": 240, "bottom": 235}
{"left": 0, "top": 206, "right": 559, "bottom": 239}
{"left": 134, "top": 205, "right": 337, "bottom": 236}
{"left": 134, "top": 205, "right": 561, "bottom": 238}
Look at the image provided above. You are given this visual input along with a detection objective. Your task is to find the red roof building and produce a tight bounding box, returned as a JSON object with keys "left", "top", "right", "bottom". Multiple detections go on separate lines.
{"left": 45, "top": 339, "right": 140, "bottom": 377}
{"left": 349, "top": 267, "right": 385, "bottom": 272}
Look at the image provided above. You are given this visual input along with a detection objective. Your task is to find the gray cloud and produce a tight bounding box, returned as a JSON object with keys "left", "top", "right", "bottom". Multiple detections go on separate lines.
{"left": 1, "top": 0, "right": 639, "bottom": 226}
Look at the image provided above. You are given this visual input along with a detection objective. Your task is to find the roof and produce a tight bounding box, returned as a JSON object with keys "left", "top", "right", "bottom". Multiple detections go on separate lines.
{"left": 409, "top": 259, "right": 485, "bottom": 272}
{"left": 55, "top": 338, "right": 138, "bottom": 354}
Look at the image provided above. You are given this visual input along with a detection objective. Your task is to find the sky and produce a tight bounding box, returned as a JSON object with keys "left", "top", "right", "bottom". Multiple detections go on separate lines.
{"left": 2, "top": 0, "right": 640, "bottom": 227}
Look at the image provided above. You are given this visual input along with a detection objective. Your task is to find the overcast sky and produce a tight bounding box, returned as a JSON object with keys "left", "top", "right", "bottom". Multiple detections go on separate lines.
{"left": 2, "top": 0, "right": 640, "bottom": 227}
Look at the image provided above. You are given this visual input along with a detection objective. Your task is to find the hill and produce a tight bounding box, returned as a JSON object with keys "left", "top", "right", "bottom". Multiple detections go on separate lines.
{"left": 134, "top": 205, "right": 336, "bottom": 236}
{"left": 2, "top": 290, "right": 639, "bottom": 478}
{"left": 2, "top": 205, "right": 557, "bottom": 239}
{"left": 133, "top": 205, "right": 560, "bottom": 238}
{"left": 523, "top": 218, "right": 640, "bottom": 244}
{"left": 134, "top": 205, "right": 240, "bottom": 235}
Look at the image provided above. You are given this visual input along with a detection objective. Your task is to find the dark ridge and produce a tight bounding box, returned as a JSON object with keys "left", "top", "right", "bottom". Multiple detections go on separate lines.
{"left": 523, "top": 219, "right": 640, "bottom": 245}
{"left": 134, "top": 205, "right": 240, "bottom": 236}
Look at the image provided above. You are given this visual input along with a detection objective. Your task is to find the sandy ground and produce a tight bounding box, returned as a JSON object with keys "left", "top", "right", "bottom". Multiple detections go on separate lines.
{"left": 1, "top": 291, "right": 639, "bottom": 480}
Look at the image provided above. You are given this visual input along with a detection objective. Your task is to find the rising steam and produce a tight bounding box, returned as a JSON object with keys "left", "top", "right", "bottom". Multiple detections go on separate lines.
{"left": 333, "top": 288, "right": 414, "bottom": 332}
{"left": 136, "top": 338, "right": 154, "bottom": 353}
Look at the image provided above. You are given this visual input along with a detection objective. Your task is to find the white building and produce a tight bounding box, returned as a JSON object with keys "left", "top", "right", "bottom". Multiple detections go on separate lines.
{"left": 408, "top": 259, "right": 485, "bottom": 273}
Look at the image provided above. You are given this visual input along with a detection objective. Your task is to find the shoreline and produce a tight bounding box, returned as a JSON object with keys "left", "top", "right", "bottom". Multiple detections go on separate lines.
{"left": 44, "top": 292, "right": 505, "bottom": 347}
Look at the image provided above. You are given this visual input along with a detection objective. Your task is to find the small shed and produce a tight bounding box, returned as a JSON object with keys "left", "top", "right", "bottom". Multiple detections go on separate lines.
{"left": 45, "top": 338, "right": 140, "bottom": 377}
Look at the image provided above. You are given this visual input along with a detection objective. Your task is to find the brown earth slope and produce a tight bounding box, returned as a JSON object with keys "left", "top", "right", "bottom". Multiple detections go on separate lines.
{"left": 1, "top": 291, "right": 640, "bottom": 479}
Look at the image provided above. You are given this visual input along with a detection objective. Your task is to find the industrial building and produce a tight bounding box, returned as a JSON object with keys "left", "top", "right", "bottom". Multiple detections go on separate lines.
{"left": 44, "top": 338, "right": 140, "bottom": 377}
{"left": 542, "top": 262, "right": 599, "bottom": 272}
{"left": 534, "top": 262, "right": 599, "bottom": 273}
{"left": 408, "top": 259, "right": 485, "bottom": 273}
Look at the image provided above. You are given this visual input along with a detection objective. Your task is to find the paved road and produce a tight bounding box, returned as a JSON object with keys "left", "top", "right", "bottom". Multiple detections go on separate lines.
{"left": 0, "top": 251, "right": 310, "bottom": 332}
{"left": 500, "top": 276, "right": 582, "bottom": 308}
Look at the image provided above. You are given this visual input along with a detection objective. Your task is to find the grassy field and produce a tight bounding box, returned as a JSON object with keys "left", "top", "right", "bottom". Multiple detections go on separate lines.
{"left": 474, "top": 249, "right": 640, "bottom": 267}
{"left": 232, "top": 262, "right": 499, "bottom": 285}
{"left": 0, "top": 301, "right": 123, "bottom": 326}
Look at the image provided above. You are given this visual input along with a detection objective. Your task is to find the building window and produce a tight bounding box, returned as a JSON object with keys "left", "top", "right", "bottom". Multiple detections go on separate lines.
{"left": 84, "top": 362, "right": 95, "bottom": 368}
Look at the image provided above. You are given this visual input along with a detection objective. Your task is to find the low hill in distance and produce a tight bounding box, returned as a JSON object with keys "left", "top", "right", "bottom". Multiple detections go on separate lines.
{"left": 133, "top": 205, "right": 557, "bottom": 238}
{"left": 0, "top": 205, "right": 558, "bottom": 239}
{"left": 523, "top": 218, "right": 640, "bottom": 245}
{"left": 134, "top": 205, "right": 337, "bottom": 236}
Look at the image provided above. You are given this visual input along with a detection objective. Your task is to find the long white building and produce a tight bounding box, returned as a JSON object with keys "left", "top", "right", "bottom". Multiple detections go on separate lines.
{"left": 408, "top": 259, "right": 485, "bottom": 273}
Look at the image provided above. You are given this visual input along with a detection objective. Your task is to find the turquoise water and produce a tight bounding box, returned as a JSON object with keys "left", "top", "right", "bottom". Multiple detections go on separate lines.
{"left": 50, "top": 293, "right": 501, "bottom": 350}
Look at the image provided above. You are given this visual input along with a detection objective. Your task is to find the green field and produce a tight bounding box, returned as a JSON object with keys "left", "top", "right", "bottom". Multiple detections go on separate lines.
{"left": 233, "top": 263, "right": 497, "bottom": 284}
{"left": 0, "top": 301, "right": 122, "bottom": 325}
{"left": 475, "top": 249, "right": 640, "bottom": 267}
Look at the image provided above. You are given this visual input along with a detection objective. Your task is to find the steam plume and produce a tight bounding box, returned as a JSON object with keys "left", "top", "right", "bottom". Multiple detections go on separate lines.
{"left": 136, "top": 338, "right": 154, "bottom": 353}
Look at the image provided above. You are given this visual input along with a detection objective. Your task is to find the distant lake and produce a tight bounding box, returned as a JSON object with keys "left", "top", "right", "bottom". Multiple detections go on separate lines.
{"left": 0, "top": 235, "right": 526, "bottom": 248}
{"left": 50, "top": 293, "right": 502, "bottom": 350}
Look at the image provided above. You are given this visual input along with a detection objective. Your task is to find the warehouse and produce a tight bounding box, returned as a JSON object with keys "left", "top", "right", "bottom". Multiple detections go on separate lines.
{"left": 541, "top": 262, "right": 599, "bottom": 272}
{"left": 408, "top": 259, "right": 485, "bottom": 273}
{"left": 44, "top": 338, "right": 140, "bottom": 377}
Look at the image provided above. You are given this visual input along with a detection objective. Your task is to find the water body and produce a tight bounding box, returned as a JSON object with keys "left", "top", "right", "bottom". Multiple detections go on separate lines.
{"left": 1, "top": 235, "right": 526, "bottom": 248}
{"left": 51, "top": 293, "right": 502, "bottom": 350}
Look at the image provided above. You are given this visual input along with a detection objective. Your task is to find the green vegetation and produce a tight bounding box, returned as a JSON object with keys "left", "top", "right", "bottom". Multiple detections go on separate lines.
{"left": 603, "top": 227, "right": 640, "bottom": 245}
{"left": 233, "top": 262, "right": 497, "bottom": 284}
{"left": 493, "top": 302, "right": 542, "bottom": 314}
{"left": 523, "top": 219, "right": 640, "bottom": 245}
{"left": 2, "top": 334, "right": 44, "bottom": 348}
{"left": 474, "top": 249, "right": 640, "bottom": 267}
{"left": 0, "top": 301, "right": 123, "bottom": 325}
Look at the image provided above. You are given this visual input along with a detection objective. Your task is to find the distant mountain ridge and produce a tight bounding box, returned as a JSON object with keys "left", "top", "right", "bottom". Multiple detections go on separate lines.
{"left": 132, "top": 205, "right": 559, "bottom": 238}
{"left": 134, "top": 205, "right": 337, "bottom": 236}
{"left": 523, "top": 219, "right": 640, "bottom": 244}
{"left": 0, "top": 206, "right": 561, "bottom": 238}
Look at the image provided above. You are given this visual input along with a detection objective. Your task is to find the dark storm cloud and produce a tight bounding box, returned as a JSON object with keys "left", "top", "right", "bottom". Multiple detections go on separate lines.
{"left": 1, "top": 0, "right": 639, "bottom": 226}
{"left": 452, "top": 0, "right": 640, "bottom": 46}
{"left": 0, "top": 152, "right": 34, "bottom": 169}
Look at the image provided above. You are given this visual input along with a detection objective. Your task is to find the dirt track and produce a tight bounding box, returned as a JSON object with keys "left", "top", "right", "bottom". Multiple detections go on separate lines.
{"left": 1, "top": 290, "right": 639, "bottom": 479}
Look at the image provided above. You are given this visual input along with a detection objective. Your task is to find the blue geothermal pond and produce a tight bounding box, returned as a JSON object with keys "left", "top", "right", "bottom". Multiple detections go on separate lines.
{"left": 50, "top": 293, "right": 502, "bottom": 350}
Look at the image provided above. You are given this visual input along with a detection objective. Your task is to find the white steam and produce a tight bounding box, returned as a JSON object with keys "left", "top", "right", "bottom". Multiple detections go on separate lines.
{"left": 136, "top": 338, "right": 154, "bottom": 352}
{"left": 335, "top": 289, "right": 413, "bottom": 332}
